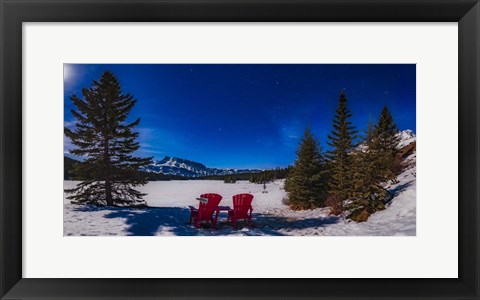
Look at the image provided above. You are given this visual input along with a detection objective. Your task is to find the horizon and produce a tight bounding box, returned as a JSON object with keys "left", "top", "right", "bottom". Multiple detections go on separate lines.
{"left": 64, "top": 64, "right": 416, "bottom": 169}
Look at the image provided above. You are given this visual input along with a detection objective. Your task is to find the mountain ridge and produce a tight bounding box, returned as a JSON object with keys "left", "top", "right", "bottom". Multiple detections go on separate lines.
{"left": 144, "top": 156, "right": 261, "bottom": 177}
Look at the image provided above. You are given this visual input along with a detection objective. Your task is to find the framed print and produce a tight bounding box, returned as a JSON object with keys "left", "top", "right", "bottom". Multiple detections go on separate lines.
{"left": 1, "top": 0, "right": 479, "bottom": 299}
{"left": 62, "top": 63, "right": 417, "bottom": 237}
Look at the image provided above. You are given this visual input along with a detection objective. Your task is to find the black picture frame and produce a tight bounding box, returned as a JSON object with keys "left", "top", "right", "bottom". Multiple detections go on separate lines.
{"left": 1, "top": 0, "right": 479, "bottom": 299}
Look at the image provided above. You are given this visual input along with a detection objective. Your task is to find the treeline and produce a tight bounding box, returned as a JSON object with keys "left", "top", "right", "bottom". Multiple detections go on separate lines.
{"left": 194, "top": 173, "right": 256, "bottom": 181}
{"left": 66, "top": 156, "right": 287, "bottom": 182}
{"left": 284, "top": 92, "right": 402, "bottom": 222}
{"left": 220, "top": 167, "right": 291, "bottom": 184}
{"left": 64, "top": 156, "right": 188, "bottom": 181}
{"left": 194, "top": 168, "right": 290, "bottom": 183}
{"left": 248, "top": 167, "right": 291, "bottom": 183}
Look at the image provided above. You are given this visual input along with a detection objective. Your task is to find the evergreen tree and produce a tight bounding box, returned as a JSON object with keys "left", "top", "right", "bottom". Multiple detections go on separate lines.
{"left": 371, "top": 106, "right": 401, "bottom": 183}
{"left": 248, "top": 167, "right": 290, "bottom": 184}
{"left": 326, "top": 92, "right": 358, "bottom": 203}
{"left": 64, "top": 71, "right": 153, "bottom": 206}
{"left": 365, "top": 114, "right": 375, "bottom": 146}
{"left": 349, "top": 106, "right": 400, "bottom": 221}
{"left": 349, "top": 142, "right": 387, "bottom": 218}
{"left": 285, "top": 128, "right": 327, "bottom": 210}
{"left": 351, "top": 115, "right": 380, "bottom": 209}
{"left": 224, "top": 175, "right": 237, "bottom": 183}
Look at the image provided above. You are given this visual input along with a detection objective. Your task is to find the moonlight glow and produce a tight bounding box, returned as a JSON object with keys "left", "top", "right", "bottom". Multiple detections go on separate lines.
{"left": 64, "top": 64, "right": 75, "bottom": 83}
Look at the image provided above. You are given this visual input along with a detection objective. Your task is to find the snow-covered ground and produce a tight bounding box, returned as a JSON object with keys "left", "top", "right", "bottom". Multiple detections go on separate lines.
{"left": 397, "top": 130, "right": 416, "bottom": 149}
{"left": 64, "top": 154, "right": 416, "bottom": 236}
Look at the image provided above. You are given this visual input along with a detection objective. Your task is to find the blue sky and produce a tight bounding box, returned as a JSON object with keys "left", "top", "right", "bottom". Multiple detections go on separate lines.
{"left": 64, "top": 64, "right": 416, "bottom": 169}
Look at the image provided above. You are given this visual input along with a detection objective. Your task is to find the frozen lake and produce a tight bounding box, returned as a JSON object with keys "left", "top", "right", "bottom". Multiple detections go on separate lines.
{"left": 63, "top": 162, "right": 416, "bottom": 237}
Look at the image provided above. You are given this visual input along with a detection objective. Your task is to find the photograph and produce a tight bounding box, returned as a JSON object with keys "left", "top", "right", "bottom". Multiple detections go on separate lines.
{"left": 63, "top": 64, "right": 416, "bottom": 236}
{"left": 3, "top": 0, "right": 478, "bottom": 297}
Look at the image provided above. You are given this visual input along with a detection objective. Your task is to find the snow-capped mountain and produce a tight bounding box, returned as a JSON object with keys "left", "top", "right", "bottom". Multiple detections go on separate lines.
{"left": 143, "top": 156, "right": 261, "bottom": 178}
{"left": 357, "top": 129, "right": 416, "bottom": 152}
{"left": 397, "top": 129, "right": 416, "bottom": 149}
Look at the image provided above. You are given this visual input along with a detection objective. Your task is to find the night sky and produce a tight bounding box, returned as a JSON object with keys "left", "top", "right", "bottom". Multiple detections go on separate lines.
{"left": 64, "top": 64, "right": 416, "bottom": 169}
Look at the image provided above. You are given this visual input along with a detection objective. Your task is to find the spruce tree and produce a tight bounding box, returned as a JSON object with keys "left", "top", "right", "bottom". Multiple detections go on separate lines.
{"left": 349, "top": 138, "right": 387, "bottom": 219}
{"left": 351, "top": 115, "right": 384, "bottom": 211}
{"left": 326, "top": 92, "right": 358, "bottom": 203}
{"left": 365, "top": 115, "right": 375, "bottom": 146}
{"left": 349, "top": 106, "right": 400, "bottom": 220}
{"left": 371, "top": 106, "right": 401, "bottom": 183}
{"left": 285, "top": 128, "right": 327, "bottom": 210}
{"left": 64, "top": 71, "right": 153, "bottom": 206}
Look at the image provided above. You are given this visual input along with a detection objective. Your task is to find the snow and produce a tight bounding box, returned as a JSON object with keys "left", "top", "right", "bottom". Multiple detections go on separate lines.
{"left": 64, "top": 152, "right": 416, "bottom": 236}
{"left": 143, "top": 156, "right": 260, "bottom": 177}
{"left": 356, "top": 129, "right": 416, "bottom": 152}
{"left": 397, "top": 129, "right": 416, "bottom": 149}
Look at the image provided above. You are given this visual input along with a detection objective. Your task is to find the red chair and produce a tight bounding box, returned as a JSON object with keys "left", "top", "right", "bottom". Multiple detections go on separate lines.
{"left": 188, "top": 193, "right": 223, "bottom": 229}
{"left": 228, "top": 193, "right": 254, "bottom": 229}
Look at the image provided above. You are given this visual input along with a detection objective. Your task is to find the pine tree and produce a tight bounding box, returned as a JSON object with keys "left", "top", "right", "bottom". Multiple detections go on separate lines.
{"left": 64, "top": 71, "right": 153, "bottom": 206}
{"left": 371, "top": 106, "right": 401, "bottom": 183}
{"left": 348, "top": 106, "right": 400, "bottom": 221}
{"left": 349, "top": 142, "right": 387, "bottom": 219}
{"left": 365, "top": 114, "right": 375, "bottom": 147}
{"left": 285, "top": 128, "right": 327, "bottom": 210}
{"left": 352, "top": 114, "right": 382, "bottom": 210}
{"left": 326, "top": 92, "right": 358, "bottom": 203}
{"left": 224, "top": 176, "right": 237, "bottom": 183}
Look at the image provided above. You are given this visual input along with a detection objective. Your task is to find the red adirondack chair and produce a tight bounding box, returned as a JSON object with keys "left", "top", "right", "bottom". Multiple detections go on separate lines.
{"left": 228, "top": 193, "right": 254, "bottom": 229}
{"left": 188, "top": 193, "right": 223, "bottom": 229}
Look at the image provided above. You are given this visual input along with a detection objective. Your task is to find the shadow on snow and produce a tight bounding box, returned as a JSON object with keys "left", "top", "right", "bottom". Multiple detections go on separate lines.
{"left": 390, "top": 180, "right": 414, "bottom": 198}
{"left": 72, "top": 205, "right": 341, "bottom": 236}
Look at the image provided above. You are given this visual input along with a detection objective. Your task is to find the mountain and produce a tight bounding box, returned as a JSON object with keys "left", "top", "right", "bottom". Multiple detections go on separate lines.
{"left": 64, "top": 156, "right": 189, "bottom": 181}
{"left": 143, "top": 156, "right": 261, "bottom": 178}
{"left": 357, "top": 129, "right": 416, "bottom": 152}
{"left": 397, "top": 129, "right": 416, "bottom": 149}
{"left": 64, "top": 155, "right": 260, "bottom": 180}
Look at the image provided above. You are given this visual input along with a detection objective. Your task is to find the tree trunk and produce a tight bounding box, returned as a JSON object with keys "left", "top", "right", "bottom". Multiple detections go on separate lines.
{"left": 106, "top": 179, "right": 113, "bottom": 206}
{"left": 104, "top": 126, "right": 113, "bottom": 206}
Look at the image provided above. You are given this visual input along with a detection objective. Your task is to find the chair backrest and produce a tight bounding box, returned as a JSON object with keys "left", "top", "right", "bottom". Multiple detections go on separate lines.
{"left": 198, "top": 193, "right": 222, "bottom": 221}
{"left": 232, "top": 193, "right": 254, "bottom": 219}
